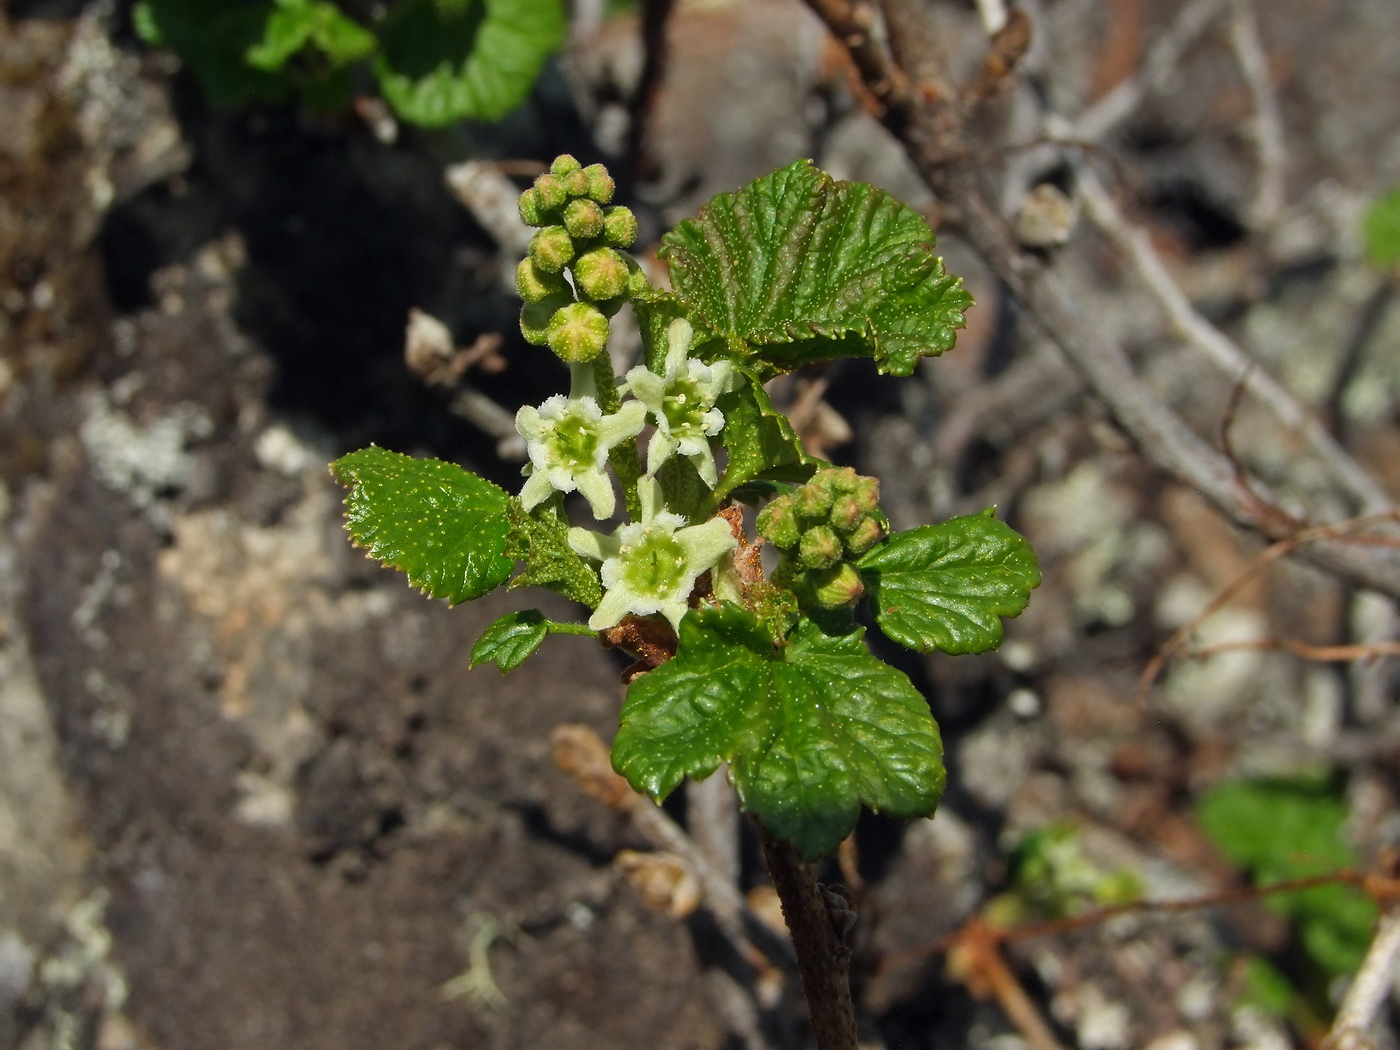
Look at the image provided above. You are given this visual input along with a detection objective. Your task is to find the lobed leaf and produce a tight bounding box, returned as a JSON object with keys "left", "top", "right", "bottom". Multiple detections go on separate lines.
{"left": 330, "top": 446, "right": 513, "bottom": 604}
{"left": 504, "top": 498, "right": 603, "bottom": 608}
{"left": 470, "top": 609, "right": 548, "bottom": 672}
{"left": 661, "top": 159, "right": 972, "bottom": 377}
{"left": 372, "top": 0, "right": 566, "bottom": 126}
{"left": 613, "top": 605, "right": 945, "bottom": 860}
{"left": 713, "top": 368, "right": 821, "bottom": 503}
{"left": 134, "top": 0, "right": 289, "bottom": 107}
{"left": 245, "top": 0, "right": 376, "bottom": 72}
{"left": 858, "top": 509, "right": 1039, "bottom": 655}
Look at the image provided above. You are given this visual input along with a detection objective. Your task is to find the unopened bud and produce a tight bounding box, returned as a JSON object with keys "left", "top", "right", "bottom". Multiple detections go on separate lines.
{"left": 547, "top": 302, "right": 610, "bottom": 363}
{"left": 529, "top": 226, "right": 575, "bottom": 274}
{"left": 626, "top": 257, "right": 653, "bottom": 298}
{"left": 853, "top": 474, "right": 880, "bottom": 509}
{"left": 564, "top": 198, "right": 605, "bottom": 240}
{"left": 520, "top": 292, "right": 572, "bottom": 347}
{"left": 799, "top": 526, "right": 842, "bottom": 570}
{"left": 603, "top": 206, "right": 639, "bottom": 248}
{"left": 573, "top": 247, "right": 629, "bottom": 301}
{"left": 811, "top": 562, "right": 864, "bottom": 608}
{"left": 794, "top": 480, "right": 832, "bottom": 520}
{"left": 825, "top": 466, "right": 861, "bottom": 494}
{"left": 583, "top": 163, "right": 615, "bottom": 204}
{"left": 534, "top": 173, "right": 567, "bottom": 211}
{"left": 757, "top": 497, "right": 800, "bottom": 550}
{"left": 518, "top": 188, "right": 545, "bottom": 227}
{"left": 516, "top": 257, "right": 567, "bottom": 303}
{"left": 563, "top": 168, "right": 591, "bottom": 198}
{"left": 550, "top": 154, "right": 582, "bottom": 177}
{"left": 830, "top": 493, "right": 864, "bottom": 532}
{"left": 844, "top": 517, "right": 884, "bottom": 557}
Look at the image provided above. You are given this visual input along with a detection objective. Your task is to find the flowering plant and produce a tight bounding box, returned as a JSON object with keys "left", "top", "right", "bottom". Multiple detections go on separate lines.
{"left": 331, "top": 155, "right": 1039, "bottom": 862}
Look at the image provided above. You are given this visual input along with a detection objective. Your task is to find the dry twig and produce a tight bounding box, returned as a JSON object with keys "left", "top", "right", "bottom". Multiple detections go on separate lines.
{"left": 1227, "top": 0, "right": 1287, "bottom": 228}
{"left": 1326, "top": 906, "right": 1400, "bottom": 1050}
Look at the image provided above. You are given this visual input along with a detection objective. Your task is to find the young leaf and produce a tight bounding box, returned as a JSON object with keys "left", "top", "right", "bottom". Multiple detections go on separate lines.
{"left": 661, "top": 159, "right": 972, "bottom": 377}
{"left": 372, "top": 0, "right": 566, "bottom": 126}
{"left": 135, "top": 0, "right": 290, "bottom": 107}
{"left": 470, "top": 609, "right": 548, "bottom": 672}
{"left": 504, "top": 498, "right": 603, "bottom": 608}
{"left": 858, "top": 509, "right": 1039, "bottom": 655}
{"left": 712, "top": 368, "right": 821, "bottom": 503}
{"left": 330, "top": 446, "right": 513, "bottom": 604}
{"left": 612, "top": 605, "right": 945, "bottom": 861}
{"left": 245, "top": 0, "right": 376, "bottom": 72}
{"left": 1363, "top": 184, "right": 1400, "bottom": 270}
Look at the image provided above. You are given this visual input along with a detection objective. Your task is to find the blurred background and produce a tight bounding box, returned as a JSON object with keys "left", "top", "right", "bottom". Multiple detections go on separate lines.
{"left": 1, "top": 0, "right": 1398, "bottom": 1048}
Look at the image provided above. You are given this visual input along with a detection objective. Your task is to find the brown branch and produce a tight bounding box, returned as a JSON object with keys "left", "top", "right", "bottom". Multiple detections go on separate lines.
{"left": 947, "top": 919, "right": 1067, "bottom": 1050}
{"left": 808, "top": 0, "right": 914, "bottom": 128}
{"left": 1186, "top": 638, "right": 1400, "bottom": 662}
{"left": 627, "top": 0, "right": 678, "bottom": 181}
{"left": 759, "top": 828, "right": 859, "bottom": 1050}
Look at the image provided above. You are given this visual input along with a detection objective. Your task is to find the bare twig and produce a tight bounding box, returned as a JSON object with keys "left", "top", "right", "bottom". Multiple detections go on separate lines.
{"left": 809, "top": 0, "right": 915, "bottom": 127}
{"left": 627, "top": 0, "right": 677, "bottom": 181}
{"left": 1065, "top": 157, "right": 1391, "bottom": 516}
{"left": 444, "top": 161, "right": 533, "bottom": 256}
{"left": 1227, "top": 0, "right": 1287, "bottom": 227}
{"left": 1186, "top": 638, "right": 1400, "bottom": 662}
{"left": 1326, "top": 906, "right": 1400, "bottom": 1050}
{"left": 947, "top": 919, "right": 1068, "bottom": 1050}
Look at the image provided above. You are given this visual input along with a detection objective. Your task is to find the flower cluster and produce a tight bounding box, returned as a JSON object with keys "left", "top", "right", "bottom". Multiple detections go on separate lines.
{"left": 516, "top": 154, "right": 645, "bottom": 364}
{"left": 756, "top": 467, "right": 885, "bottom": 609}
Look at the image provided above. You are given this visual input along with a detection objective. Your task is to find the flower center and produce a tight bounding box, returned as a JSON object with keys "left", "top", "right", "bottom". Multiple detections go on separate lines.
{"left": 621, "top": 527, "right": 689, "bottom": 596}
{"left": 548, "top": 410, "right": 601, "bottom": 472}
{"left": 662, "top": 376, "right": 710, "bottom": 436}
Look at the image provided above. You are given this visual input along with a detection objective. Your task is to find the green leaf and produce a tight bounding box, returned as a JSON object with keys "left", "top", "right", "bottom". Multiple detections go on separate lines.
{"left": 372, "top": 0, "right": 566, "bottom": 126}
{"left": 660, "top": 159, "right": 972, "bottom": 378}
{"left": 1363, "top": 184, "right": 1400, "bottom": 269}
{"left": 135, "top": 0, "right": 289, "bottom": 107}
{"left": 470, "top": 609, "right": 548, "bottom": 672}
{"left": 504, "top": 498, "right": 603, "bottom": 607}
{"left": 330, "top": 446, "right": 513, "bottom": 604}
{"left": 613, "top": 604, "right": 945, "bottom": 860}
{"left": 713, "top": 368, "right": 821, "bottom": 503}
{"left": 245, "top": 0, "right": 376, "bottom": 72}
{"left": 858, "top": 509, "right": 1040, "bottom": 655}
{"left": 1197, "top": 777, "right": 1377, "bottom": 977}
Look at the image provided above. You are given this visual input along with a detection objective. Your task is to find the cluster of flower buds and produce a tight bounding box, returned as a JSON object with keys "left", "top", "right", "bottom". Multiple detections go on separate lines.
{"left": 516, "top": 155, "right": 646, "bottom": 364}
{"left": 756, "top": 467, "right": 885, "bottom": 609}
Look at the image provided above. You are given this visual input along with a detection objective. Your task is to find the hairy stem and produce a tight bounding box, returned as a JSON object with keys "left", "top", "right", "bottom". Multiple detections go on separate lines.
{"left": 759, "top": 827, "right": 858, "bottom": 1050}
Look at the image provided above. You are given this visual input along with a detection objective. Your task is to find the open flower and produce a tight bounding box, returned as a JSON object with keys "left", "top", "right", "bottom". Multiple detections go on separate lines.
{"left": 516, "top": 394, "right": 646, "bottom": 519}
{"left": 568, "top": 477, "right": 737, "bottom": 631}
{"left": 624, "top": 317, "right": 733, "bottom": 486}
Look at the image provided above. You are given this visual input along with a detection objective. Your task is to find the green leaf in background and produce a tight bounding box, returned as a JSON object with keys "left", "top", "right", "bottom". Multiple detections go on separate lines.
{"left": 330, "top": 446, "right": 513, "bottom": 605}
{"left": 504, "top": 498, "right": 603, "bottom": 608}
{"left": 1197, "top": 777, "right": 1377, "bottom": 977}
{"left": 134, "top": 0, "right": 289, "bottom": 107}
{"left": 612, "top": 604, "right": 945, "bottom": 860}
{"left": 858, "top": 509, "right": 1040, "bottom": 655}
{"left": 245, "top": 0, "right": 376, "bottom": 73}
{"left": 373, "top": 0, "right": 566, "bottom": 126}
{"left": 470, "top": 609, "right": 548, "bottom": 672}
{"left": 712, "top": 369, "right": 821, "bottom": 502}
{"left": 1363, "top": 184, "right": 1400, "bottom": 270}
{"left": 660, "top": 159, "right": 973, "bottom": 378}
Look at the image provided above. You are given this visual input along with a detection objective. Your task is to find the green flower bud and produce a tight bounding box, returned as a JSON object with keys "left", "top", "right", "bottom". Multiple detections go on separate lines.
{"left": 573, "top": 247, "right": 629, "bottom": 301}
{"left": 518, "top": 188, "right": 545, "bottom": 227}
{"left": 853, "top": 474, "right": 880, "bottom": 510}
{"left": 626, "top": 256, "right": 653, "bottom": 298}
{"left": 843, "top": 516, "right": 884, "bottom": 557}
{"left": 583, "top": 163, "right": 615, "bottom": 204}
{"left": 520, "top": 291, "right": 573, "bottom": 347}
{"left": 830, "top": 493, "right": 865, "bottom": 532}
{"left": 826, "top": 466, "right": 861, "bottom": 493}
{"left": 799, "top": 525, "right": 842, "bottom": 570}
{"left": 547, "top": 302, "right": 610, "bottom": 363}
{"left": 810, "top": 562, "right": 865, "bottom": 608}
{"left": 757, "top": 496, "right": 800, "bottom": 550}
{"left": 534, "top": 173, "right": 567, "bottom": 211}
{"left": 563, "top": 168, "right": 591, "bottom": 198}
{"left": 603, "top": 206, "right": 638, "bottom": 248}
{"left": 794, "top": 480, "right": 832, "bottom": 520}
{"left": 516, "top": 257, "right": 568, "bottom": 303}
{"left": 563, "top": 198, "right": 605, "bottom": 240}
{"left": 529, "top": 226, "right": 575, "bottom": 274}
{"left": 550, "top": 154, "right": 582, "bottom": 177}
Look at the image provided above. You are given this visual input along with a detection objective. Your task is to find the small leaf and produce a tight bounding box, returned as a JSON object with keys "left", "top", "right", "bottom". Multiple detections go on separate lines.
{"left": 372, "top": 0, "right": 565, "bottom": 126}
{"left": 858, "top": 509, "right": 1039, "bottom": 655}
{"left": 505, "top": 498, "right": 603, "bottom": 608}
{"left": 713, "top": 368, "right": 821, "bottom": 502}
{"left": 331, "top": 446, "right": 513, "bottom": 604}
{"left": 470, "top": 609, "right": 548, "bottom": 672}
{"left": 1363, "top": 184, "right": 1400, "bottom": 270}
{"left": 613, "top": 605, "right": 945, "bottom": 860}
{"left": 135, "top": 0, "right": 289, "bottom": 107}
{"left": 661, "top": 159, "right": 973, "bottom": 377}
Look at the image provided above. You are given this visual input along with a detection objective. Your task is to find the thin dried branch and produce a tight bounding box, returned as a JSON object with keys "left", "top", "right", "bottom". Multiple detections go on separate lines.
{"left": 810, "top": 0, "right": 915, "bottom": 126}
{"left": 1327, "top": 906, "right": 1400, "bottom": 1050}
{"left": 947, "top": 919, "right": 1068, "bottom": 1050}
{"left": 627, "top": 0, "right": 677, "bottom": 181}
{"left": 1227, "top": 0, "right": 1287, "bottom": 227}
{"left": 1186, "top": 638, "right": 1400, "bottom": 662}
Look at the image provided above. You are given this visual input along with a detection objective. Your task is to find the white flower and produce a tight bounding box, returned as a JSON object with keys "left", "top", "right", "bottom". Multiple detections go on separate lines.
{"left": 516, "top": 393, "right": 646, "bottom": 519}
{"left": 624, "top": 317, "right": 733, "bottom": 487}
{"left": 568, "top": 477, "right": 737, "bottom": 631}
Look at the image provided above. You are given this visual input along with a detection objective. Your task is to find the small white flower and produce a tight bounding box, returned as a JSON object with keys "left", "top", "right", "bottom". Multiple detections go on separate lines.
{"left": 516, "top": 394, "right": 646, "bottom": 519}
{"left": 624, "top": 317, "right": 733, "bottom": 487}
{"left": 568, "top": 477, "right": 737, "bottom": 631}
